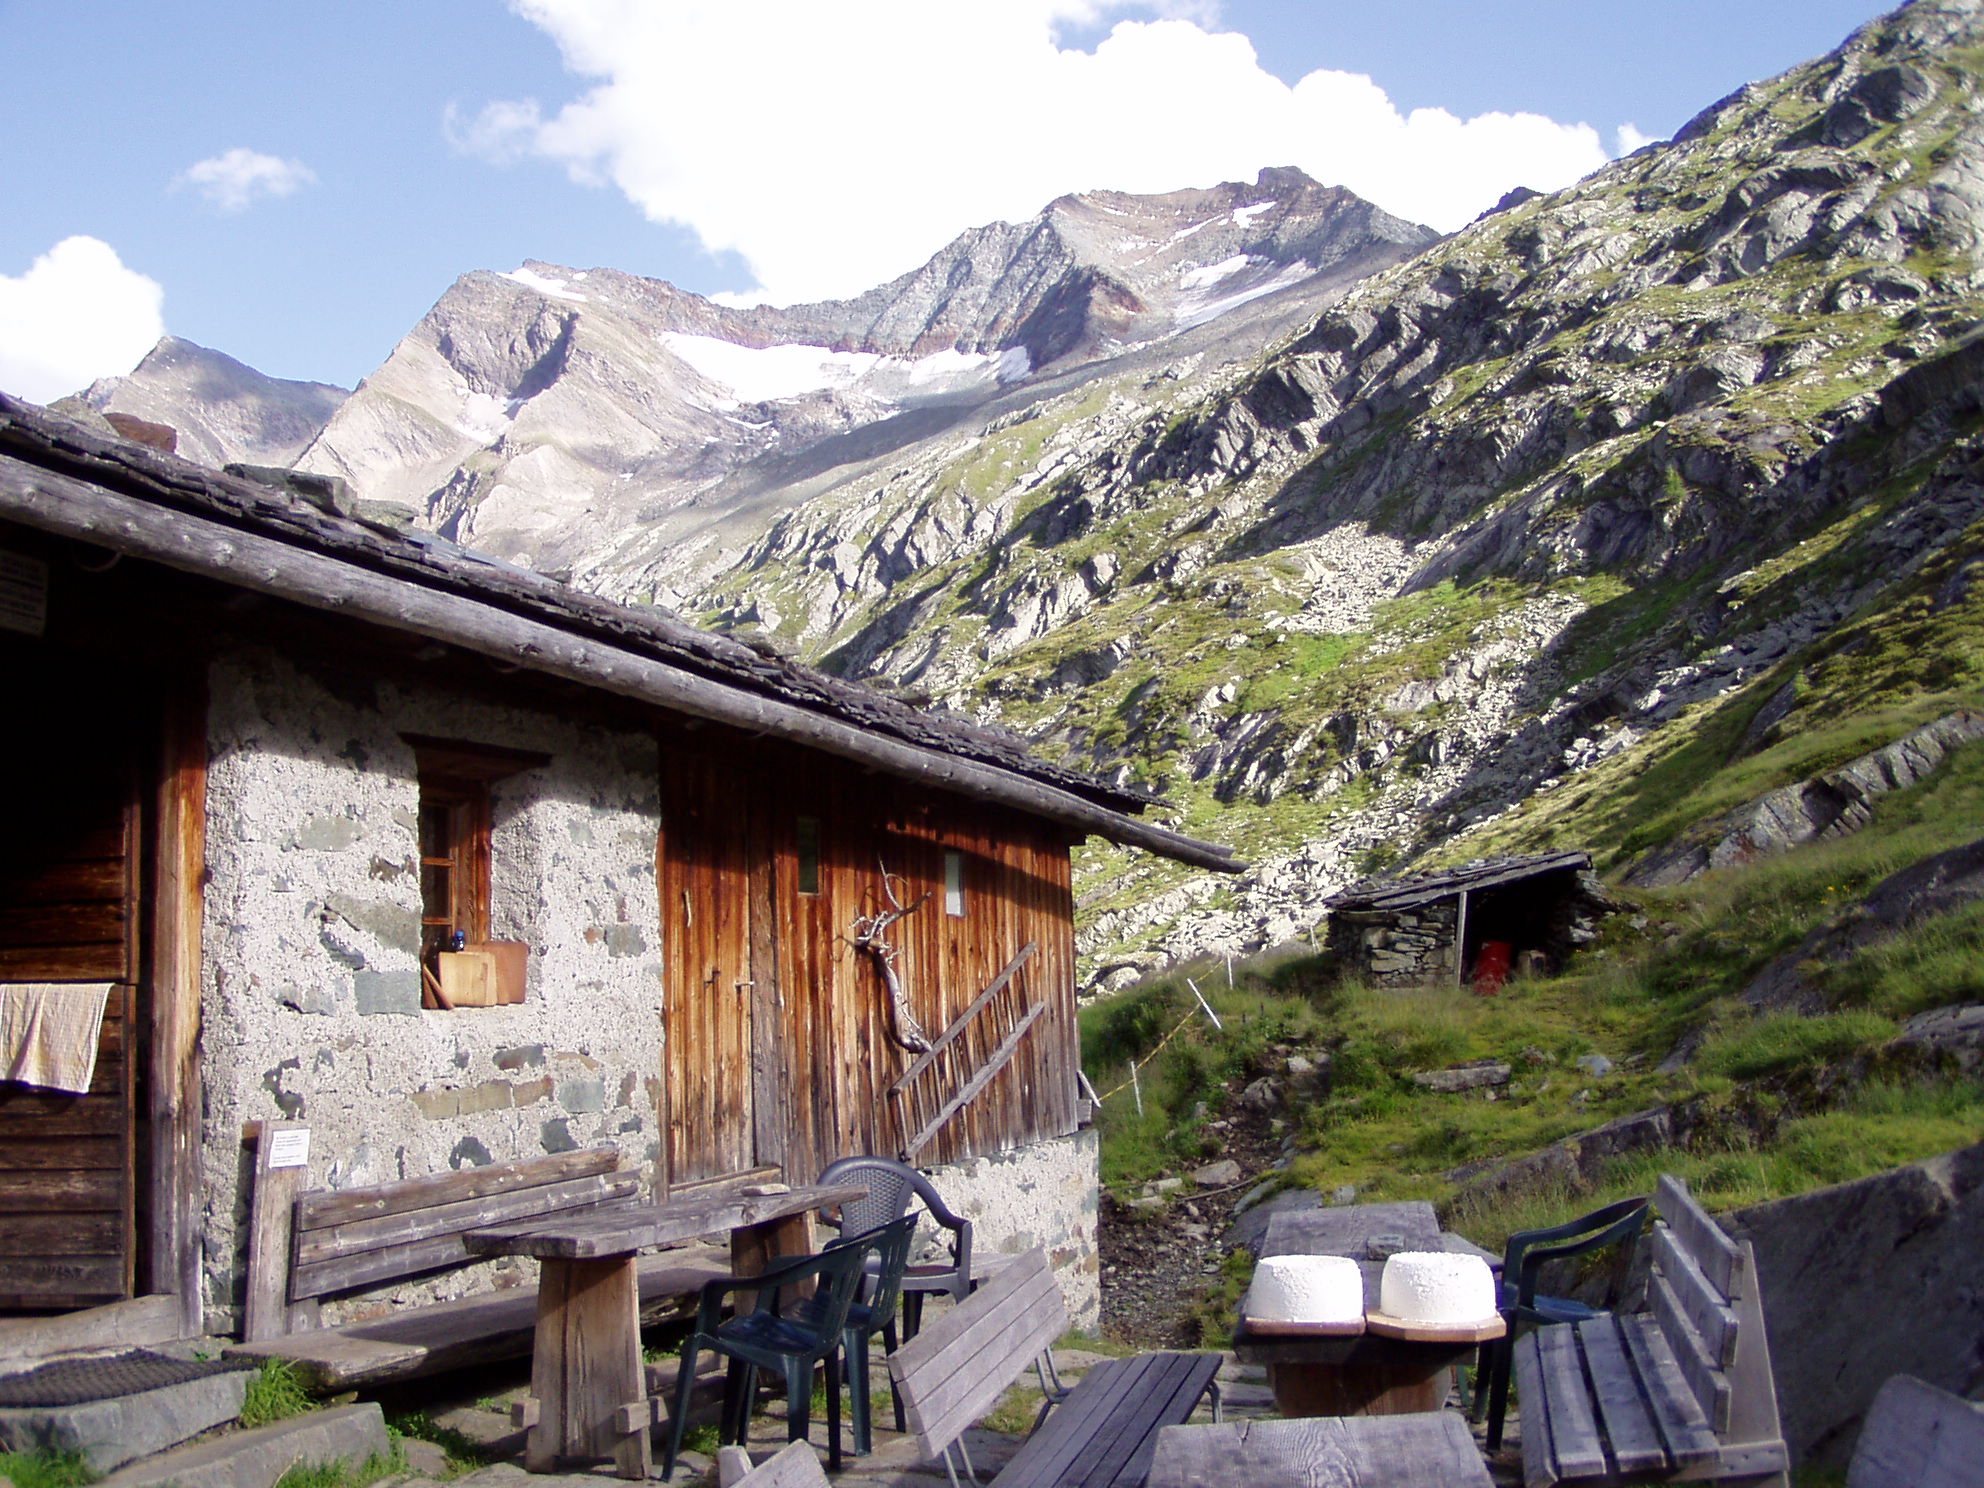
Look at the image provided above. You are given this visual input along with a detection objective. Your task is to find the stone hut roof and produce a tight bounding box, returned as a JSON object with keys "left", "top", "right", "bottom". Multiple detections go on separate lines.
{"left": 0, "top": 393, "right": 1240, "bottom": 872}
{"left": 1325, "top": 850, "right": 1592, "bottom": 913}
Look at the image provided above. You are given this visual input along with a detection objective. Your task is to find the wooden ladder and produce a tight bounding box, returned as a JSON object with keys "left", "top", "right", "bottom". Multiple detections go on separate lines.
{"left": 888, "top": 942, "right": 1042, "bottom": 1161}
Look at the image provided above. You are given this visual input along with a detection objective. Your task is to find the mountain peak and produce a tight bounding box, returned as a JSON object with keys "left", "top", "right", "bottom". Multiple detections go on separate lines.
{"left": 83, "top": 335, "right": 348, "bottom": 471}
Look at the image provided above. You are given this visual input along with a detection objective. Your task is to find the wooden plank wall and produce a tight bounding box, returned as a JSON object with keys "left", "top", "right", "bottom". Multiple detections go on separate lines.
{"left": 657, "top": 721, "right": 1081, "bottom": 1188}
{"left": 0, "top": 675, "right": 141, "bottom": 1308}
{"left": 660, "top": 752, "right": 761, "bottom": 1185}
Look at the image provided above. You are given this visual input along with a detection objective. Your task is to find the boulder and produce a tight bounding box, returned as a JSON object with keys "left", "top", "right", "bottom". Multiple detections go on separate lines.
{"left": 1412, "top": 1061, "right": 1511, "bottom": 1093}
{"left": 1192, "top": 1159, "right": 1244, "bottom": 1189}
{"left": 1895, "top": 1003, "right": 1984, "bottom": 1071}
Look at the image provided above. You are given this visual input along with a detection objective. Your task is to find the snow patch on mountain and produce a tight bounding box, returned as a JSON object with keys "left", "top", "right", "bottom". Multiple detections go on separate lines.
{"left": 456, "top": 390, "right": 517, "bottom": 442}
{"left": 501, "top": 266, "right": 587, "bottom": 302}
{"left": 1174, "top": 259, "right": 1314, "bottom": 330}
{"left": 1179, "top": 255, "right": 1255, "bottom": 291}
{"left": 661, "top": 333, "right": 881, "bottom": 405}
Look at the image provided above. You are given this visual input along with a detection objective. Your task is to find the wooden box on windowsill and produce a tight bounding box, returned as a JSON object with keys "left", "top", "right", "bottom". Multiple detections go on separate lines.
{"left": 436, "top": 942, "right": 528, "bottom": 1006}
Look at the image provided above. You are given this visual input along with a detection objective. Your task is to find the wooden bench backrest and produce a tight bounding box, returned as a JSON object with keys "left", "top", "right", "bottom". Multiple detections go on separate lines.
{"left": 1649, "top": 1174, "right": 1782, "bottom": 1452}
{"left": 1848, "top": 1375, "right": 1984, "bottom": 1488}
{"left": 888, "top": 1246, "right": 1067, "bottom": 1458}
{"left": 288, "top": 1147, "right": 639, "bottom": 1301}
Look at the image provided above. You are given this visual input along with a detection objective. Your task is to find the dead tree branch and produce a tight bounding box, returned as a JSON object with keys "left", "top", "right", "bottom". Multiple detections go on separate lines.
{"left": 850, "top": 862, "right": 934, "bottom": 1053}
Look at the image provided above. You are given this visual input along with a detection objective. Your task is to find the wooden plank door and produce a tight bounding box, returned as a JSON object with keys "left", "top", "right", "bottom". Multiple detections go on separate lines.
{"left": 0, "top": 654, "right": 144, "bottom": 1309}
{"left": 659, "top": 753, "right": 759, "bottom": 1186}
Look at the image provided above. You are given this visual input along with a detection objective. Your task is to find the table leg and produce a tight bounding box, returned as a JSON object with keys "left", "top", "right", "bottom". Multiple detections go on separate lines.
{"left": 730, "top": 1208, "right": 816, "bottom": 1314}
{"left": 525, "top": 1255, "right": 652, "bottom": 1478}
{"left": 1268, "top": 1356, "right": 1460, "bottom": 1417}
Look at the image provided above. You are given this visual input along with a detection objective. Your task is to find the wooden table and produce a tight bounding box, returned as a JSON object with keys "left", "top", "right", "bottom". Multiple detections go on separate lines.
{"left": 466, "top": 1180, "right": 865, "bottom": 1478}
{"left": 1147, "top": 1413, "right": 1493, "bottom": 1487}
{"left": 1233, "top": 1202, "right": 1501, "bottom": 1417}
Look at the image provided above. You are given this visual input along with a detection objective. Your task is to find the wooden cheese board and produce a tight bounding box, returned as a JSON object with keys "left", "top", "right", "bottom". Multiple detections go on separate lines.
{"left": 1362, "top": 1309, "right": 1505, "bottom": 1343}
{"left": 1239, "top": 1312, "right": 1366, "bottom": 1336}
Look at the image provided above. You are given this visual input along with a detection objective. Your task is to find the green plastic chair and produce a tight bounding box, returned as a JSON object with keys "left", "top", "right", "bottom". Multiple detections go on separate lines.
{"left": 661, "top": 1236, "right": 872, "bottom": 1480}
{"left": 1474, "top": 1194, "right": 1651, "bottom": 1451}
{"left": 795, "top": 1213, "right": 920, "bottom": 1456}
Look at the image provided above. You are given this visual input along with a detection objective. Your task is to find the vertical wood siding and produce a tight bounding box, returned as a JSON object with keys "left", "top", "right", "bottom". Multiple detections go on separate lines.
{"left": 0, "top": 670, "right": 142, "bottom": 1308}
{"left": 655, "top": 721, "right": 1081, "bottom": 1188}
{"left": 659, "top": 751, "right": 759, "bottom": 1184}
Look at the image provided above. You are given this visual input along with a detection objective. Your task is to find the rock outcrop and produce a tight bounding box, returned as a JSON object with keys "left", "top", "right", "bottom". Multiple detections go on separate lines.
{"left": 1740, "top": 833, "right": 1984, "bottom": 1013}
{"left": 1730, "top": 1140, "right": 1984, "bottom": 1471}
{"left": 1627, "top": 712, "right": 1984, "bottom": 887}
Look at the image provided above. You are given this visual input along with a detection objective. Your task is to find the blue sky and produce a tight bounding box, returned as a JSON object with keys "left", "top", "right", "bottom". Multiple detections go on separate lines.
{"left": 0, "top": 0, "right": 1888, "bottom": 400}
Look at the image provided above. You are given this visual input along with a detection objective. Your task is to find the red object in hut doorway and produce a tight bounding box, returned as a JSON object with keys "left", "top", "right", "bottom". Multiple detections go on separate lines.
{"left": 1472, "top": 941, "right": 1512, "bottom": 996}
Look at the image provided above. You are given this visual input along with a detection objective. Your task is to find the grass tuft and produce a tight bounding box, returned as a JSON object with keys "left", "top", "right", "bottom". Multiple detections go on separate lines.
{"left": 239, "top": 1360, "right": 315, "bottom": 1430}
{"left": 0, "top": 1451, "right": 95, "bottom": 1488}
{"left": 383, "top": 1408, "right": 491, "bottom": 1476}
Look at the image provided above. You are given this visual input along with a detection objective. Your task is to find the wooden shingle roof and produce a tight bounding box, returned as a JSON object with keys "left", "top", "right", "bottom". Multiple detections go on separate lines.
{"left": 0, "top": 393, "right": 1239, "bottom": 872}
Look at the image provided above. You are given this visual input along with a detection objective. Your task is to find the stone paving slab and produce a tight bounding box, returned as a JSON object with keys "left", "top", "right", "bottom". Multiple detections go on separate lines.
{"left": 95, "top": 1402, "right": 389, "bottom": 1488}
{"left": 0, "top": 1367, "right": 248, "bottom": 1473}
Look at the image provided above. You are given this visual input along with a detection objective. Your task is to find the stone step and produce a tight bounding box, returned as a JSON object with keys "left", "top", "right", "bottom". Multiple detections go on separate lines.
{"left": 0, "top": 1367, "right": 249, "bottom": 1474}
{"left": 95, "top": 1402, "right": 389, "bottom": 1488}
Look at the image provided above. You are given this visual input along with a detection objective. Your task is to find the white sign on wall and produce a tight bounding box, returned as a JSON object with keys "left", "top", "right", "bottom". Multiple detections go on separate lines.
{"left": 266, "top": 1127, "right": 311, "bottom": 1169}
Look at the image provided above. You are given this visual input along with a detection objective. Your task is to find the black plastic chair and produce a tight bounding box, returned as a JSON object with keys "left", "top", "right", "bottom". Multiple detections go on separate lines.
{"left": 816, "top": 1154, "right": 975, "bottom": 1340}
{"left": 1474, "top": 1194, "right": 1651, "bottom": 1451}
{"left": 661, "top": 1237, "right": 871, "bottom": 1480}
{"left": 794, "top": 1213, "right": 919, "bottom": 1457}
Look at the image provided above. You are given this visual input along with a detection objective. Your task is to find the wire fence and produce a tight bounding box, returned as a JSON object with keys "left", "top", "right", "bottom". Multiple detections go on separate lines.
{"left": 1087, "top": 975, "right": 1227, "bottom": 1112}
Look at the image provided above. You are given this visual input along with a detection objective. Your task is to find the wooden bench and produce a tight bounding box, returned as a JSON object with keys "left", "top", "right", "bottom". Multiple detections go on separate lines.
{"left": 717, "top": 1440, "right": 831, "bottom": 1488}
{"left": 227, "top": 1144, "right": 728, "bottom": 1389}
{"left": 1148, "top": 1413, "right": 1493, "bottom": 1488}
{"left": 889, "top": 1247, "right": 1222, "bottom": 1488}
{"left": 1846, "top": 1375, "right": 1984, "bottom": 1488}
{"left": 1513, "top": 1175, "right": 1788, "bottom": 1487}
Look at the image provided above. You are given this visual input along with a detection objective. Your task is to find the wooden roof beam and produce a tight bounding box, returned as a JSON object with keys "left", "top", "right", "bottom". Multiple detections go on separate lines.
{"left": 1, "top": 458, "right": 1242, "bottom": 873}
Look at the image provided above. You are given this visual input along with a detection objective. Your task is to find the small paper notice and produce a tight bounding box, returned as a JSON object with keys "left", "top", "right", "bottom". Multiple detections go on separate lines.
{"left": 267, "top": 1127, "right": 311, "bottom": 1169}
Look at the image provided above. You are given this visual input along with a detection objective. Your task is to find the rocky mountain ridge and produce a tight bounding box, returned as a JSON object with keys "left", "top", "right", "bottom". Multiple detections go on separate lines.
{"left": 79, "top": 336, "right": 348, "bottom": 470}
{"left": 280, "top": 168, "right": 1431, "bottom": 581}
{"left": 650, "top": 0, "right": 1984, "bottom": 985}
{"left": 65, "top": 0, "right": 1984, "bottom": 993}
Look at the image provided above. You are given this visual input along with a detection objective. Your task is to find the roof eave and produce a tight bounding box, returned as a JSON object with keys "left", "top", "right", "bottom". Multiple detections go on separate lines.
{"left": 0, "top": 452, "right": 1243, "bottom": 874}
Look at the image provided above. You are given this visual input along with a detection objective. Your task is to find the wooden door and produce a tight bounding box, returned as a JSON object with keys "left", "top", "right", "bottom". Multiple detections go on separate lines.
{"left": 0, "top": 653, "right": 144, "bottom": 1309}
{"left": 659, "top": 754, "right": 759, "bottom": 1186}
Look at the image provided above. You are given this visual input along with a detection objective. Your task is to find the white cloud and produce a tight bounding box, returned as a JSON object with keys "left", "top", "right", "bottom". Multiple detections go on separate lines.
{"left": 444, "top": 99, "right": 545, "bottom": 165}
{"left": 1615, "top": 122, "right": 1659, "bottom": 155}
{"left": 176, "top": 148, "right": 317, "bottom": 213}
{"left": 465, "top": 0, "right": 1611, "bottom": 305}
{"left": 0, "top": 237, "right": 165, "bottom": 404}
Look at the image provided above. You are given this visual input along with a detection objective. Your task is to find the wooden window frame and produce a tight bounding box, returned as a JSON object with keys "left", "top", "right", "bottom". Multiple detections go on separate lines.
{"left": 943, "top": 849, "right": 966, "bottom": 918}
{"left": 405, "top": 736, "right": 548, "bottom": 1009}
{"left": 795, "top": 815, "right": 822, "bottom": 896}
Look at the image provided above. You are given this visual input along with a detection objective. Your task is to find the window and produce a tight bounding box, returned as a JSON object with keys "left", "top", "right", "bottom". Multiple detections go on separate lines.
{"left": 796, "top": 816, "right": 821, "bottom": 895}
{"left": 418, "top": 774, "right": 490, "bottom": 973}
{"left": 943, "top": 850, "right": 966, "bottom": 918}
{"left": 404, "top": 736, "right": 548, "bottom": 1008}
